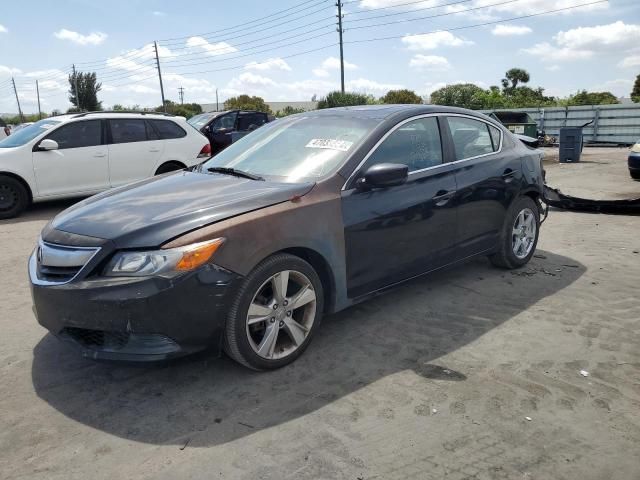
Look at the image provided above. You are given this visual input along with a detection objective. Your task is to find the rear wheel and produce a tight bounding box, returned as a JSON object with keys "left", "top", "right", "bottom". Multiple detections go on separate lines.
{"left": 631, "top": 169, "right": 640, "bottom": 180}
{"left": 489, "top": 196, "right": 540, "bottom": 269}
{"left": 224, "top": 253, "right": 323, "bottom": 370}
{"left": 0, "top": 175, "right": 29, "bottom": 219}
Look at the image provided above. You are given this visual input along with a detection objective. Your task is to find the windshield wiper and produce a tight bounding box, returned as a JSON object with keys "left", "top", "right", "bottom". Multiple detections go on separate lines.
{"left": 207, "top": 167, "right": 264, "bottom": 181}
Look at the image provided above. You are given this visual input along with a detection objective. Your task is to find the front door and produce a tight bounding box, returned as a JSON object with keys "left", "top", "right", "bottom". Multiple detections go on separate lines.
{"left": 32, "top": 119, "right": 109, "bottom": 197}
{"left": 210, "top": 112, "right": 237, "bottom": 154}
{"left": 341, "top": 116, "right": 458, "bottom": 298}
{"left": 443, "top": 116, "right": 522, "bottom": 257}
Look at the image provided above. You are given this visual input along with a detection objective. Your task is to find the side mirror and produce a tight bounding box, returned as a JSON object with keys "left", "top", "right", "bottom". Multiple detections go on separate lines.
{"left": 357, "top": 163, "right": 408, "bottom": 190}
{"left": 38, "top": 139, "right": 59, "bottom": 151}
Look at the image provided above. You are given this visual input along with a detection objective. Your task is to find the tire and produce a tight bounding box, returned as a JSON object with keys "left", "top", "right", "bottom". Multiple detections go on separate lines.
{"left": 224, "top": 253, "right": 324, "bottom": 370}
{"left": 0, "top": 175, "right": 29, "bottom": 220}
{"left": 631, "top": 170, "right": 640, "bottom": 180}
{"left": 489, "top": 196, "right": 540, "bottom": 269}
{"left": 155, "top": 162, "right": 185, "bottom": 175}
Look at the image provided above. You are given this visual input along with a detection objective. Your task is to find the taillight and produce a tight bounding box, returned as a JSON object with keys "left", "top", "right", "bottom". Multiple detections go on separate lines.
{"left": 198, "top": 144, "right": 212, "bottom": 158}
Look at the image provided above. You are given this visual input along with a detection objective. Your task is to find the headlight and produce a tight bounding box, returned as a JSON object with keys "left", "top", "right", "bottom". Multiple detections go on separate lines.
{"left": 104, "top": 238, "right": 224, "bottom": 277}
{"left": 631, "top": 143, "right": 640, "bottom": 153}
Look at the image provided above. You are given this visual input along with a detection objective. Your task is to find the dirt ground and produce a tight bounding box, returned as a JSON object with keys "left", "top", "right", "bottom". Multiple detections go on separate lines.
{"left": 0, "top": 148, "right": 639, "bottom": 480}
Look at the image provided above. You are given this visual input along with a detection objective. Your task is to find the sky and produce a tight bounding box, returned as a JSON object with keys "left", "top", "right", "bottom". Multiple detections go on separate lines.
{"left": 1, "top": 0, "right": 639, "bottom": 114}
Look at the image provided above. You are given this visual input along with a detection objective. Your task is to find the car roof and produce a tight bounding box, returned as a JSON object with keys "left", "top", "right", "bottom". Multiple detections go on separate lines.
{"left": 304, "top": 104, "right": 493, "bottom": 120}
{"left": 46, "top": 112, "right": 183, "bottom": 123}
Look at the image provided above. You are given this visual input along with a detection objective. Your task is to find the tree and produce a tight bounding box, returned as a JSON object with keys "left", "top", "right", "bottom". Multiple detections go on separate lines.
{"left": 68, "top": 71, "right": 102, "bottom": 111}
{"left": 565, "top": 90, "right": 619, "bottom": 106}
{"left": 155, "top": 100, "right": 203, "bottom": 118}
{"left": 380, "top": 89, "right": 422, "bottom": 104}
{"left": 429, "top": 83, "right": 487, "bottom": 109}
{"left": 224, "top": 95, "right": 272, "bottom": 114}
{"left": 317, "top": 91, "right": 373, "bottom": 109}
{"left": 275, "top": 106, "right": 306, "bottom": 117}
{"left": 501, "top": 68, "right": 530, "bottom": 91}
{"left": 631, "top": 74, "right": 640, "bottom": 103}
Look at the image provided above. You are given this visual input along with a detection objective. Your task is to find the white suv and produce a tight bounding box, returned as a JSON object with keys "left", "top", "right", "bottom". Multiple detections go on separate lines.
{"left": 0, "top": 112, "right": 211, "bottom": 219}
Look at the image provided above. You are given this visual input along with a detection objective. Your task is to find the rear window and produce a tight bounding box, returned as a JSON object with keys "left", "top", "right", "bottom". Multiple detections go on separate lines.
{"left": 109, "top": 119, "right": 148, "bottom": 144}
{"left": 151, "top": 120, "right": 187, "bottom": 139}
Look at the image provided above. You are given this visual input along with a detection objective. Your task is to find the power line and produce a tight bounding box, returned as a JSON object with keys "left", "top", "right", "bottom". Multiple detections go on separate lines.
{"left": 159, "top": 0, "right": 330, "bottom": 42}
{"left": 344, "top": 0, "right": 474, "bottom": 22}
{"left": 345, "top": 0, "right": 608, "bottom": 43}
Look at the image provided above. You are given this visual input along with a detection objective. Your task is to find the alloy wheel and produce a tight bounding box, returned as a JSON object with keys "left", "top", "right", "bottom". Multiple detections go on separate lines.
{"left": 512, "top": 207, "right": 537, "bottom": 259}
{"left": 245, "top": 270, "right": 317, "bottom": 360}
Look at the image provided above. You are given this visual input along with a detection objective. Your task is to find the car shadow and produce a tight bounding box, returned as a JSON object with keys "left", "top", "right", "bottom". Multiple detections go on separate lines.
{"left": 31, "top": 250, "right": 584, "bottom": 447}
{"left": 0, "top": 198, "right": 82, "bottom": 224}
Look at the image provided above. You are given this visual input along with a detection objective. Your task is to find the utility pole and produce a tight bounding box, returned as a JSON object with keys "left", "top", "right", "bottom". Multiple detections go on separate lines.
{"left": 11, "top": 78, "right": 24, "bottom": 123}
{"left": 178, "top": 86, "right": 185, "bottom": 104}
{"left": 36, "top": 80, "right": 42, "bottom": 119}
{"left": 216, "top": 88, "right": 219, "bottom": 112}
{"left": 72, "top": 64, "right": 81, "bottom": 111}
{"left": 154, "top": 41, "right": 167, "bottom": 112}
{"left": 336, "top": 1, "right": 345, "bottom": 94}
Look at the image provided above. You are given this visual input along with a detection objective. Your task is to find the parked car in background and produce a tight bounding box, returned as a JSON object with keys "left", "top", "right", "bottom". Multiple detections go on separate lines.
{"left": 629, "top": 140, "right": 640, "bottom": 180}
{"left": 0, "top": 112, "right": 211, "bottom": 219}
{"left": 29, "top": 105, "right": 545, "bottom": 370}
{"left": 188, "top": 110, "right": 273, "bottom": 155}
{"left": 0, "top": 119, "right": 9, "bottom": 140}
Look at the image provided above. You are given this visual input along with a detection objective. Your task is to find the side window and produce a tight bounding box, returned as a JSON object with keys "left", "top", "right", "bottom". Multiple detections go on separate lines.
{"left": 211, "top": 114, "right": 236, "bottom": 131}
{"left": 237, "top": 113, "right": 265, "bottom": 131}
{"left": 45, "top": 120, "right": 102, "bottom": 149}
{"left": 151, "top": 120, "right": 187, "bottom": 139}
{"left": 446, "top": 117, "right": 495, "bottom": 160}
{"left": 145, "top": 120, "right": 160, "bottom": 140}
{"left": 488, "top": 124, "right": 502, "bottom": 151}
{"left": 109, "top": 119, "right": 148, "bottom": 144}
{"left": 362, "top": 117, "right": 443, "bottom": 173}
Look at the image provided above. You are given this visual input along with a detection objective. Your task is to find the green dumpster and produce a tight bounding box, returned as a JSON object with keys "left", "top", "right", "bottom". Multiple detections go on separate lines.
{"left": 487, "top": 111, "right": 537, "bottom": 138}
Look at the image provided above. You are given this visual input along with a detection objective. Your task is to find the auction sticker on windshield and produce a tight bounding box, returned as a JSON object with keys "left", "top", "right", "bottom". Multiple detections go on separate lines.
{"left": 306, "top": 138, "right": 354, "bottom": 152}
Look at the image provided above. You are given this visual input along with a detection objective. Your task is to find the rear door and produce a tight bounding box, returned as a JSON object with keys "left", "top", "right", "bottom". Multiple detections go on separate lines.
{"left": 107, "top": 118, "right": 164, "bottom": 187}
{"left": 444, "top": 115, "right": 522, "bottom": 257}
{"left": 341, "top": 115, "right": 458, "bottom": 298}
{"left": 210, "top": 112, "right": 237, "bottom": 154}
{"left": 234, "top": 112, "right": 268, "bottom": 141}
{"left": 32, "top": 119, "right": 109, "bottom": 197}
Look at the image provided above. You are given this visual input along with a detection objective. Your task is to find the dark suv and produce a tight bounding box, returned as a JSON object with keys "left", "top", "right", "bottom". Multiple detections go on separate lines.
{"left": 188, "top": 110, "right": 272, "bottom": 155}
{"left": 30, "top": 105, "right": 545, "bottom": 370}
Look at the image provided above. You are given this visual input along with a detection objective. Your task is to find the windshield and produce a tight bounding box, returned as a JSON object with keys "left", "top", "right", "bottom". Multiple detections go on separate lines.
{"left": 188, "top": 112, "right": 220, "bottom": 130}
{"left": 201, "top": 115, "right": 377, "bottom": 182}
{"left": 0, "top": 119, "right": 62, "bottom": 148}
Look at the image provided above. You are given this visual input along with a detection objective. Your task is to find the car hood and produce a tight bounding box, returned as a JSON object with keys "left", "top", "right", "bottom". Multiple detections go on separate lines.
{"left": 47, "top": 171, "right": 314, "bottom": 248}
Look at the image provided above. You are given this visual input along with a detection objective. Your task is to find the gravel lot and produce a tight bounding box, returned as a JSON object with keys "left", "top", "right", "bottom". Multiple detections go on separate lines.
{"left": 1, "top": 148, "right": 638, "bottom": 480}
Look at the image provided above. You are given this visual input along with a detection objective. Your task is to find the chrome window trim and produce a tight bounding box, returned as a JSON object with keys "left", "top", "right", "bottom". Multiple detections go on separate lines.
{"left": 342, "top": 112, "right": 503, "bottom": 191}
{"left": 29, "top": 239, "right": 101, "bottom": 286}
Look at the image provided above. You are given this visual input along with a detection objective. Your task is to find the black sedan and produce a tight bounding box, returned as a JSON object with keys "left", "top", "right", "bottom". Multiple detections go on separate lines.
{"left": 29, "top": 105, "right": 545, "bottom": 370}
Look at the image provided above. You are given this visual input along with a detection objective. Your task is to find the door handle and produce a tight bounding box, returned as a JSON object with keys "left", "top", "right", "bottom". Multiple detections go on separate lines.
{"left": 93, "top": 153, "right": 107, "bottom": 158}
{"left": 149, "top": 148, "right": 161, "bottom": 153}
{"left": 432, "top": 190, "right": 455, "bottom": 207}
{"left": 502, "top": 169, "right": 516, "bottom": 183}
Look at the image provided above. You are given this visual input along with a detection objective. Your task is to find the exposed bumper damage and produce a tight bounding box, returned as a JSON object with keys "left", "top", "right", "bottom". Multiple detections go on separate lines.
{"left": 543, "top": 185, "right": 640, "bottom": 214}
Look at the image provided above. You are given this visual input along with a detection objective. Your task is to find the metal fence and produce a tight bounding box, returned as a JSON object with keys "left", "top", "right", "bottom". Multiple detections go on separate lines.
{"left": 480, "top": 104, "right": 640, "bottom": 145}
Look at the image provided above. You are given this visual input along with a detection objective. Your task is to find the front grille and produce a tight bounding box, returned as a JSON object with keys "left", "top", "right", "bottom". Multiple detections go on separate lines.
{"left": 62, "top": 327, "right": 129, "bottom": 350}
{"left": 34, "top": 240, "right": 100, "bottom": 285}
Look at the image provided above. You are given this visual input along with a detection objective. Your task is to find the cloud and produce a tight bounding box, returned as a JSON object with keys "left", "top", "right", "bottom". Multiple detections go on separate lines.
{"left": 346, "top": 78, "right": 404, "bottom": 94}
{"left": 186, "top": 36, "right": 237, "bottom": 56}
{"left": 228, "top": 72, "right": 277, "bottom": 92}
{"left": 491, "top": 25, "right": 532, "bottom": 36}
{"left": 466, "top": 0, "right": 607, "bottom": 16}
{"left": 152, "top": 11, "right": 166, "bottom": 16}
{"left": 245, "top": 58, "right": 291, "bottom": 72}
{"left": 590, "top": 78, "right": 632, "bottom": 96}
{"left": 522, "top": 22, "right": 640, "bottom": 64}
{"left": 313, "top": 56, "right": 358, "bottom": 78}
{"left": 545, "top": 65, "right": 561, "bottom": 72}
{"left": 619, "top": 55, "right": 640, "bottom": 68}
{"left": 54, "top": 28, "right": 107, "bottom": 46}
{"left": 359, "top": 0, "right": 437, "bottom": 9}
{"left": 0, "top": 24, "right": 7, "bottom": 34}
{"left": 409, "top": 54, "right": 451, "bottom": 71}
{"left": 402, "top": 31, "right": 473, "bottom": 50}
{"left": 0, "top": 65, "right": 22, "bottom": 76}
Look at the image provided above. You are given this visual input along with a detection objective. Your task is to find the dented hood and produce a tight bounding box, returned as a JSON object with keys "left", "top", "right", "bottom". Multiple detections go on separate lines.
{"left": 46, "top": 171, "right": 314, "bottom": 248}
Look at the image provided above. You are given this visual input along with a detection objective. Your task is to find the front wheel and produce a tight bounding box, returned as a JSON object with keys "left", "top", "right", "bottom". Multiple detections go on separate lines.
{"left": 0, "top": 175, "right": 29, "bottom": 220}
{"left": 630, "top": 169, "right": 640, "bottom": 180}
{"left": 224, "top": 253, "right": 324, "bottom": 370}
{"left": 489, "top": 196, "right": 540, "bottom": 269}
